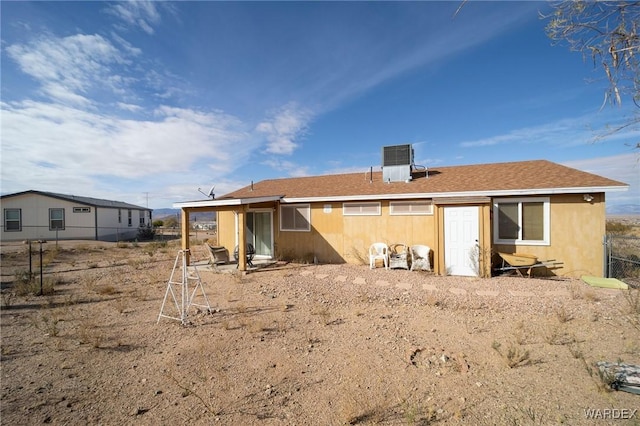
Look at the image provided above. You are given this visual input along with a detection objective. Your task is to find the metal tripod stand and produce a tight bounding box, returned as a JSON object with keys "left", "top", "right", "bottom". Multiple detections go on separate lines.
{"left": 157, "top": 249, "right": 212, "bottom": 325}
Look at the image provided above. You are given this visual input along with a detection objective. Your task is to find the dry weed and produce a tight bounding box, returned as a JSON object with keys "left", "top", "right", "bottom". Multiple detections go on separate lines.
{"left": 127, "top": 258, "right": 147, "bottom": 269}
{"left": 554, "top": 305, "right": 573, "bottom": 323}
{"left": 248, "top": 318, "right": 268, "bottom": 334}
{"left": 424, "top": 291, "right": 445, "bottom": 308}
{"left": 77, "top": 318, "right": 105, "bottom": 348}
{"left": 543, "top": 325, "right": 573, "bottom": 345}
{"left": 31, "top": 309, "right": 64, "bottom": 337}
{"left": 621, "top": 288, "right": 640, "bottom": 331}
{"left": 492, "top": 341, "right": 531, "bottom": 368}
{"left": 164, "top": 342, "right": 231, "bottom": 417}
{"left": 15, "top": 274, "right": 57, "bottom": 296}
{"left": 583, "top": 288, "right": 600, "bottom": 302}
{"left": 82, "top": 272, "right": 102, "bottom": 292}
{"left": 41, "top": 246, "right": 60, "bottom": 267}
{"left": 96, "top": 285, "right": 118, "bottom": 296}
{"left": 569, "top": 282, "right": 584, "bottom": 300}
{"left": 1, "top": 291, "right": 15, "bottom": 308}
{"left": 512, "top": 320, "right": 531, "bottom": 345}
{"left": 568, "top": 342, "right": 584, "bottom": 359}
{"left": 311, "top": 306, "right": 331, "bottom": 325}
{"left": 112, "top": 297, "right": 130, "bottom": 314}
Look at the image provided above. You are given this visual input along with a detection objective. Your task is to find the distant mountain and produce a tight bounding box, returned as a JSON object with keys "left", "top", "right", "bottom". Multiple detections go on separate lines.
{"left": 152, "top": 208, "right": 179, "bottom": 218}
{"left": 153, "top": 208, "right": 216, "bottom": 221}
{"left": 608, "top": 204, "right": 640, "bottom": 215}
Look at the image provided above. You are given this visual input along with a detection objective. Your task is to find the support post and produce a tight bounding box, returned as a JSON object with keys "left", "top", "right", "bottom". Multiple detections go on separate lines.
{"left": 181, "top": 208, "right": 190, "bottom": 265}
{"left": 237, "top": 208, "right": 247, "bottom": 271}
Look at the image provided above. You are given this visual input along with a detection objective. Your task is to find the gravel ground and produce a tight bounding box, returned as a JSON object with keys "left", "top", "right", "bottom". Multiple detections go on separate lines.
{"left": 1, "top": 241, "right": 639, "bottom": 425}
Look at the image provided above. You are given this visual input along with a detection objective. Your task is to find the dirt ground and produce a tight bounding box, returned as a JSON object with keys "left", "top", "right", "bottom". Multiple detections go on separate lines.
{"left": 1, "top": 238, "right": 639, "bottom": 425}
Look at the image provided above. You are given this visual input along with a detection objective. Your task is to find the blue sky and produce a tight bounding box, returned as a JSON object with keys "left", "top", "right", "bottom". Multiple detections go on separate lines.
{"left": 1, "top": 1, "right": 638, "bottom": 212}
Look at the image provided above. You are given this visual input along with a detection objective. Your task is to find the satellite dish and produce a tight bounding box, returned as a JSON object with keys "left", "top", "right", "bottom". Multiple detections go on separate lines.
{"left": 197, "top": 185, "right": 215, "bottom": 199}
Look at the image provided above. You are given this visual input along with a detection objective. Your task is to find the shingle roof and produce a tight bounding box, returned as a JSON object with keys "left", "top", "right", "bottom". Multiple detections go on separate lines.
{"left": 220, "top": 160, "right": 627, "bottom": 201}
{"left": 0, "top": 190, "right": 151, "bottom": 210}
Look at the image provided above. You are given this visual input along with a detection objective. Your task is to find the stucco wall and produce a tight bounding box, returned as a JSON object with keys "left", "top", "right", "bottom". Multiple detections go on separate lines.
{"left": 217, "top": 194, "right": 606, "bottom": 277}
{"left": 218, "top": 201, "right": 438, "bottom": 265}
{"left": 493, "top": 193, "right": 606, "bottom": 278}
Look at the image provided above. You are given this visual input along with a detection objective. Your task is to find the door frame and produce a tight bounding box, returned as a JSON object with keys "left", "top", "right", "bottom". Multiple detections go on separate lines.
{"left": 235, "top": 208, "right": 274, "bottom": 259}
{"left": 443, "top": 205, "right": 480, "bottom": 277}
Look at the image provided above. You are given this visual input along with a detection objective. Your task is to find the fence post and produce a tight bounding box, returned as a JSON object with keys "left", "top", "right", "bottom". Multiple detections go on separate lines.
{"left": 28, "top": 240, "right": 32, "bottom": 281}
{"left": 39, "top": 240, "right": 43, "bottom": 296}
{"left": 604, "top": 234, "right": 612, "bottom": 278}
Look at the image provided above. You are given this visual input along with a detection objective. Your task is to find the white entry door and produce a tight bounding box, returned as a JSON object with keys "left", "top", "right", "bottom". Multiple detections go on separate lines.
{"left": 444, "top": 206, "right": 479, "bottom": 276}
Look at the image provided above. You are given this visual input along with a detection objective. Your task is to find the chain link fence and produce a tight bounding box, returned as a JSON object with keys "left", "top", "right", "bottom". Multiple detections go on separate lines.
{"left": 605, "top": 234, "right": 640, "bottom": 287}
{"left": 0, "top": 225, "right": 184, "bottom": 243}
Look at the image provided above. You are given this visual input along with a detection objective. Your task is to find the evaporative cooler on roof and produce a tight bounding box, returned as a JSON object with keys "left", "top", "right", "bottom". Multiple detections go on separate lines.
{"left": 382, "top": 144, "right": 414, "bottom": 182}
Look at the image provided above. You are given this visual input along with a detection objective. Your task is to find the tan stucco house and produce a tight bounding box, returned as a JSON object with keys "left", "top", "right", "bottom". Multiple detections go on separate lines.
{"left": 174, "top": 149, "right": 628, "bottom": 278}
{"left": 1, "top": 190, "right": 153, "bottom": 242}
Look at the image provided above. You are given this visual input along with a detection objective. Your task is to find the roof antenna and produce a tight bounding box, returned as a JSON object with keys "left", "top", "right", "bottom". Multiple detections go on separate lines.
{"left": 198, "top": 185, "right": 215, "bottom": 199}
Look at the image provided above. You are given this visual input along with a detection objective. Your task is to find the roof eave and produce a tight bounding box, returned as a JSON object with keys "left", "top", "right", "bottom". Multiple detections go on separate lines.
{"left": 281, "top": 185, "right": 629, "bottom": 203}
{"left": 173, "top": 195, "right": 283, "bottom": 209}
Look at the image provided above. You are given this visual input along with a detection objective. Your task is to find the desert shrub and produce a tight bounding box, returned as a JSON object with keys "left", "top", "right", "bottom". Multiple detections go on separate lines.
{"left": 137, "top": 225, "right": 155, "bottom": 241}
{"left": 163, "top": 216, "right": 179, "bottom": 228}
{"left": 152, "top": 219, "right": 164, "bottom": 228}
{"left": 492, "top": 341, "right": 531, "bottom": 368}
{"left": 33, "top": 312, "right": 62, "bottom": 337}
{"left": 96, "top": 285, "right": 118, "bottom": 295}
{"left": 1, "top": 291, "right": 15, "bottom": 309}
{"left": 621, "top": 288, "right": 640, "bottom": 331}
{"left": 14, "top": 271, "right": 57, "bottom": 296}
{"left": 555, "top": 305, "right": 573, "bottom": 323}
{"left": 606, "top": 221, "right": 633, "bottom": 235}
{"left": 144, "top": 241, "right": 167, "bottom": 256}
{"left": 41, "top": 246, "right": 60, "bottom": 267}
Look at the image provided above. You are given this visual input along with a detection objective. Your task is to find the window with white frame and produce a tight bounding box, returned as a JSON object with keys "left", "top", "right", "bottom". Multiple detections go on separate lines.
{"left": 4, "top": 209, "right": 21, "bottom": 231}
{"left": 73, "top": 207, "right": 91, "bottom": 213}
{"left": 128, "top": 209, "right": 132, "bottom": 227}
{"left": 390, "top": 200, "right": 433, "bottom": 215}
{"left": 139, "top": 210, "right": 145, "bottom": 226}
{"left": 49, "top": 208, "right": 65, "bottom": 230}
{"left": 343, "top": 202, "right": 381, "bottom": 216}
{"left": 118, "top": 209, "right": 122, "bottom": 223}
{"left": 493, "top": 197, "right": 550, "bottom": 245}
{"left": 280, "top": 204, "right": 310, "bottom": 231}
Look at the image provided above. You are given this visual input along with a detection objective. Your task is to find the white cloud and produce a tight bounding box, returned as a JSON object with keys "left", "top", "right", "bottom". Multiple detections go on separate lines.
{"left": 109, "top": 32, "right": 143, "bottom": 56}
{"left": 563, "top": 153, "right": 640, "bottom": 211}
{"left": 459, "top": 111, "right": 640, "bottom": 150}
{"left": 6, "top": 34, "right": 127, "bottom": 106}
{"left": 459, "top": 118, "right": 588, "bottom": 148}
{"left": 261, "top": 159, "right": 310, "bottom": 177}
{"left": 0, "top": 100, "right": 252, "bottom": 197}
{"left": 117, "top": 102, "right": 143, "bottom": 112}
{"left": 256, "top": 103, "right": 312, "bottom": 155}
{"left": 105, "top": 1, "right": 162, "bottom": 35}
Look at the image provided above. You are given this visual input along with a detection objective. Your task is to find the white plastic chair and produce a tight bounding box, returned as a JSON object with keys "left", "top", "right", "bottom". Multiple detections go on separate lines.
{"left": 410, "top": 245, "right": 431, "bottom": 271}
{"left": 369, "top": 243, "right": 389, "bottom": 269}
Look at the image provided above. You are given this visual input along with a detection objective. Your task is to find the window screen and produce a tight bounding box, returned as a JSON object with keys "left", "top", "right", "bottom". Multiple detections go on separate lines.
{"left": 343, "top": 202, "right": 381, "bottom": 216}
{"left": 280, "top": 204, "right": 310, "bottom": 231}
